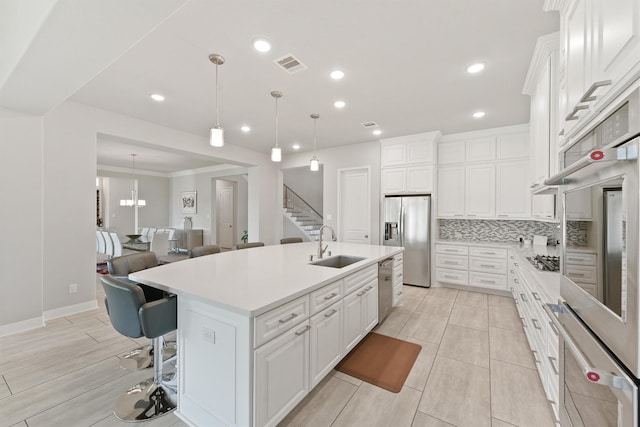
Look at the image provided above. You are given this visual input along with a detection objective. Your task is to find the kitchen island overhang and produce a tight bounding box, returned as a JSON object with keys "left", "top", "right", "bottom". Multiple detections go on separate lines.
{"left": 129, "top": 242, "right": 404, "bottom": 427}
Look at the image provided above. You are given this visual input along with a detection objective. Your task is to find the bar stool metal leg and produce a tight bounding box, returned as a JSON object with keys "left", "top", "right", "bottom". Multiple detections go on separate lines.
{"left": 114, "top": 337, "right": 176, "bottom": 422}
{"left": 119, "top": 337, "right": 176, "bottom": 370}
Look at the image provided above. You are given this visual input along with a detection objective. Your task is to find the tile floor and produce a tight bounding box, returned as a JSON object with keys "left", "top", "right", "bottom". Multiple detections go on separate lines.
{"left": 0, "top": 282, "right": 555, "bottom": 427}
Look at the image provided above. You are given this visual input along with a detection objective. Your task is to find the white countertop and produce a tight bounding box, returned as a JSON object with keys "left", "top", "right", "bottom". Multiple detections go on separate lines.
{"left": 130, "top": 242, "right": 403, "bottom": 317}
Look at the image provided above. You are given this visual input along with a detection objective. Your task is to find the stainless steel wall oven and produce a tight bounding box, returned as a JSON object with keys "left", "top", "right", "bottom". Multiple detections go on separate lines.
{"left": 545, "top": 87, "right": 640, "bottom": 427}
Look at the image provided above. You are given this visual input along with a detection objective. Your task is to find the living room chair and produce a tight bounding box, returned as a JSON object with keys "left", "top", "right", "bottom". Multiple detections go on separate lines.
{"left": 100, "top": 275, "right": 177, "bottom": 421}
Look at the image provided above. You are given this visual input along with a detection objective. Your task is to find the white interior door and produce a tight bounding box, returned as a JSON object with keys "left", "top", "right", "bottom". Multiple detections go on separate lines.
{"left": 338, "top": 167, "right": 370, "bottom": 244}
{"left": 217, "top": 184, "right": 235, "bottom": 248}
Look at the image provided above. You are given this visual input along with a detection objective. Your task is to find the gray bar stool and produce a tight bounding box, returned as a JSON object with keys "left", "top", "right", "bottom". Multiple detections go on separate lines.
{"left": 100, "top": 275, "right": 177, "bottom": 421}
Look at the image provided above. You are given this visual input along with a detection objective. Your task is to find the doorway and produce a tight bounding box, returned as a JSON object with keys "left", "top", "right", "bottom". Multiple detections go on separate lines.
{"left": 338, "top": 167, "right": 370, "bottom": 243}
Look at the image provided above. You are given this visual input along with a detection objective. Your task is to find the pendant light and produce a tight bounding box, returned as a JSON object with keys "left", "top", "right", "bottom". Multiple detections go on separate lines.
{"left": 310, "top": 113, "right": 320, "bottom": 171}
{"left": 271, "top": 90, "right": 283, "bottom": 162}
{"left": 120, "top": 154, "right": 146, "bottom": 207}
{"left": 209, "top": 54, "right": 225, "bottom": 147}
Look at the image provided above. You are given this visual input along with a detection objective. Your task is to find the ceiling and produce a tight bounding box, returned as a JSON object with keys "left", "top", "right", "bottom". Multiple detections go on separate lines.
{"left": 27, "top": 1, "right": 560, "bottom": 170}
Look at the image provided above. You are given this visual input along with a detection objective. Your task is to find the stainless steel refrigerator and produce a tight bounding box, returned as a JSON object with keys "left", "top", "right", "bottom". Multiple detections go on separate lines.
{"left": 383, "top": 195, "right": 431, "bottom": 287}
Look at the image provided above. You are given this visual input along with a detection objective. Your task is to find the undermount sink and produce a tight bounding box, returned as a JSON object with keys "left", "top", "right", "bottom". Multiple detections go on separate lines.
{"left": 309, "top": 255, "right": 366, "bottom": 269}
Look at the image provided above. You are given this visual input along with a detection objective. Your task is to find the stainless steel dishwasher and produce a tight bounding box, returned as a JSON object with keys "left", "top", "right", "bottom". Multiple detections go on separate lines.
{"left": 378, "top": 258, "right": 394, "bottom": 323}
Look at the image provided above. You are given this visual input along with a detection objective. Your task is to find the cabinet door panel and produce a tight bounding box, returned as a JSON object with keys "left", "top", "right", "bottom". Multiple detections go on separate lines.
{"left": 381, "top": 168, "right": 406, "bottom": 194}
{"left": 438, "top": 141, "right": 465, "bottom": 165}
{"left": 497, "top": 133, "right": 530, "bottom": 160}
{"left": 406, "top": 140, "right": 434, "bottom": 164}
{"left": 254, "top": 322, "right": 309, "bottom": 427}
{"left": 309, "top": 303, "right": 343, "bottom": 388}
{"left": 565, "top": 0, "right": 589, "bottom": 127}
{"left": 381, "top": 144, "right": 406, "bottom": 167}
{"left": 465, "top": 165, "right": 495, "bottom": 218}
{"left": 437, "top": 166, "right": 465, "bottom": 217}
{"left": 496, "top": 161, "right": 531, "bottom": 219}
{"left": 363, "top": 282, "right": 378, "bottom": 333}
{"left": 343, "top": 291, "right": 364, "bottom": 353}
{"left": 465, "top": 137, "right": 496, "bottom": 162}
{"left": 406, "top": 165, "right": 433, "bottom": 193}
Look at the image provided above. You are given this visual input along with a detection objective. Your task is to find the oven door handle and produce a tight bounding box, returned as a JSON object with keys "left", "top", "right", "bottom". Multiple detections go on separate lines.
{"left": 544, "top": 143, "right": 638, "bottom": 186}
{"left": 544, "top": 303, "right": 633, "bottom": 391}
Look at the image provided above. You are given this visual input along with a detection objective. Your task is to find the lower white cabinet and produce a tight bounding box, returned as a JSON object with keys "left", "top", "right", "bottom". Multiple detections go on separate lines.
{"left": 392, "top": 253, "right": 403, "bottom": 306}
{"left": 254, "top": 321, "right": 310, "bottom": 427}
{"left": 435, "top": 243, "right": 508, "bottom": 292}
{"left": 343, "top": 279, "right": 378, "bottom": 353}
{"left": 309, "top": 301, "right": 343, "bottom": 388}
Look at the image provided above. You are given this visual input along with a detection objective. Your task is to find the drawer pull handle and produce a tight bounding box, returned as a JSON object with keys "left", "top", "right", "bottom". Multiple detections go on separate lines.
{"left": 279, "top": 313, "right": 299, "bottom": 324}
{"left": 514, "top": 262, "right": 519, "bottom": 267}
{"left": 357, "top": 290, "right": 366, "bottom": 296}
{"left": 549, "top": 321, "right": 559, "bottom": 337}
{"left": 567, "top": 258, "right": 585, "bottom": 262}
{"left": 480, "top": 264, "right": 495, "bottom": 268}
{"left": 565, "top": 104, "right": 589, "bottom": 121}
{"left": 364, "top": 286, "right": 373, "bottom": 291}
{"left": 444, "top": 275, "right": 458, "bottom": 279}
{"left": 480, "top": 280, "right": 495, "bottom": 284}
{"left": 532, "top": 350, "right": 541, "bottom": 363}
{"left": 520, "top": 293, "right": 528, "bottom": 302}
{"left": 295, "top": 325, "right": 311, "bottom": 336}
{"left": 324, "top": 309, "right": 338, "bottom": 318}
{"left": 444, "top": 249, "right": 458, "bottom": 252}
{"left": 549, "top": 356, "right": 559, "bottom": 375}
{"left": 532, "top": 292, "right": 541, "bottom": 301}
{"left": 444, "top": 261, "right": 457, "bottom": 264}
{"left": 579, "top": 80, "right": 612, "bottom": 102}
{"left": 514, "top": 279, "right": 519, "bottom": 284}
{"left": 532, "top": 318, "right": 542, "bottom": 330}
{"left": 324, "top": 292, "right": 338, "bottom": 300}
{"left": 570, "top": 273, "right": 586, "bottom": 277}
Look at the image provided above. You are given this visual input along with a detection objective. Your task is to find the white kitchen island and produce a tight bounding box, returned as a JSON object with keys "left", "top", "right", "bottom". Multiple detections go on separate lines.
{"left": 130, "top": 242, "right": 403, "bottom": 427}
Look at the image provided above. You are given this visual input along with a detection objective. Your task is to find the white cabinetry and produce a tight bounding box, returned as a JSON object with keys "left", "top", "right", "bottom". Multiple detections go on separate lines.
{"left": 381, "top": 132, "right": 439, "bottom": 195}
{"left": 343, "top": 279, "right": 378, "bottom": 353}
{"left": 309, "top": 301, "right": 343, "bottom": 388}
{"left": 435, "top": 243, "right": 508, "bottom": 292}
{"left": 436, "top": 126, "right": 530, "bottom": 219}
{"left": 565, "top": 250, "right": 598, "bottom": 297}
{"left": 392, "top": 253, "right": 404, "bottom": 306}
{"left": 532, "top": 194, "right": 557, "bottom": 221}
{"left": 565, "top": 187, "right": 592, "bottom": 219}
{"left": 548, "top": 0, "right": 640, "bottom": 141}
{"left": 254, "top": 321, "right": 310, "bottom": 427}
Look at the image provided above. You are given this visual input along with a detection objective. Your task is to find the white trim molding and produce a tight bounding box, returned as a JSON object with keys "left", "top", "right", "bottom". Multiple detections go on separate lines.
{"left": 43, "top": 300, "right": 98, "bottom": 321}
{"left": 0, "top": 316, "right": 44, "bottom": 337}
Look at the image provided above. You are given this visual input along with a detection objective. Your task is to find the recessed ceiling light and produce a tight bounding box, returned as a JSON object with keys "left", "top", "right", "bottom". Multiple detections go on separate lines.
{"left": 292, "top": 143, "right": 300, "bottom": 150}
{"left": 150, "top": 93, "right": 165, "bottom": 102}
{"left": 372, "top": 129, "right": 382, "bottom": 136}
{"left": 334, "top": 100, "right": 346, "bottom": 109}
{"left": 330, "top": 70, "right": 345, "bottom": 80}
{"left": 241, "top": 125, "right": 251, "bottom": 132}
{"left": 467, "top": 62, "right": 486, "bottom": 74}
{"left": 473, "top": 111, "right": 486, "bottom": 118}
{"left": 253, "top": 37, "right": 272, "bottom": 53}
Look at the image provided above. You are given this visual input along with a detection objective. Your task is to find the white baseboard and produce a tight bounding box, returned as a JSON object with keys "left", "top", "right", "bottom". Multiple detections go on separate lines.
{"left": 43, "top": 300, "right": 98, "bottom": 321}
{"left": 0, "top": 316, "right": 45, "bottom": 337}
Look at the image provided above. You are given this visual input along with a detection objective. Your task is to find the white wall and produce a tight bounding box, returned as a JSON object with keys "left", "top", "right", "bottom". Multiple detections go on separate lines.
{"left": 281, "top": 140, "right": 381, "bottom": 244}
{"left": 0, "top": 110, "right": 44, "bottom": 333}
{"left": 283, "top": 165, "right": 323, "bottom": 214}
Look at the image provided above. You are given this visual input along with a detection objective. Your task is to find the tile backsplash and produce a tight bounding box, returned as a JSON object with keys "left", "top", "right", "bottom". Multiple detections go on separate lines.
{"left": 439, "top": 219, "right": 562, "bottom": 245}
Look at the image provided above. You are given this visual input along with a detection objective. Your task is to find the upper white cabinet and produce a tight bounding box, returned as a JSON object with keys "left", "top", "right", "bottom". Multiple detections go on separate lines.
{"left": 523, "top": 32, "right": 559, "bottom": 186}
{"left": 380, "top": 132, "right": 439, "bottom": 195}
{"left": 548, "top": 0, "right": 640, "bottom": 141}
{"left": 437, "top": 125, "right": 530, "bottom": 219}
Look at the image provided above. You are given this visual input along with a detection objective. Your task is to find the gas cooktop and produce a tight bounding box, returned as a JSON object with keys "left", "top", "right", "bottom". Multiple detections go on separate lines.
{"left": 526, "top": 255, "right": 560, "bottom": 272}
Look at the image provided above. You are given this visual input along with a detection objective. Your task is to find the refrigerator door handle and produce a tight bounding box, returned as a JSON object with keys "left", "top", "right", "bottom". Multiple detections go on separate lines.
{"left": 399, "top": 204, "right": 404, "bottom": 247}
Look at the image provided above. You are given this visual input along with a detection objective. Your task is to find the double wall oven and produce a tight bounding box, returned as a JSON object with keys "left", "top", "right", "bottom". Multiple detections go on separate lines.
{"left": 545, "top": 87, "right": 640, "bottom": 427}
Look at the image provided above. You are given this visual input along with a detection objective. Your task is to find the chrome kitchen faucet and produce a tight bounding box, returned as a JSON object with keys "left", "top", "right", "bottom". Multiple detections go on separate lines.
{"left": 317, "top": 225, "right": 337, "bottom": 259}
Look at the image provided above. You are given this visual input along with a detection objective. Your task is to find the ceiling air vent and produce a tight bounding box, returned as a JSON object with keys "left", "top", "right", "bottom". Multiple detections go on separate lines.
{"left": 274, "top": 54, "right": 307, "bottom": 74}
{"left": 361, "top": 121, "right": 378, "bottom": 128}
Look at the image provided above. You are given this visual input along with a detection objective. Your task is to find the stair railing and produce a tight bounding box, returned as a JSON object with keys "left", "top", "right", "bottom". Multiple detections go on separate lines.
{"left": 283, "top": 184, "right": 323, "bottom": 226}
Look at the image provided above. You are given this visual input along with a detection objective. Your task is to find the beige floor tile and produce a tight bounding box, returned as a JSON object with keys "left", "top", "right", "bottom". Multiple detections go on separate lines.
{"left": 278, "top": 375, "right": 357, "bottom": 427}
{"left": 397, "top": 295, "right": 424, "bottom": 313}
{"left": 427, "top": 287, "right": 459, "bottom": 299}
{"left": 374, "top": 307, "right": 411, "bottom": 337}
{"left": 488, "top": 305, "right": 523, "bottom": 332}
{"left": 492, "top": 418, "right": 518, "bottom": 427}
{"left": 399, "top": 312, "right": 449, "bottom": 344}
{"left": 396, "top": 336, "right": 438, "bottom": 391}
{"left": 489, "top": 327, "right": 534, "bottom": 369}
{"left": 412, "top": 412, "right": 455, "bottom": 427}
{"left": 9, "top": 422, "right": 28, "bottom": 427}
{"left": 85, "top": 324, "right": 123, "bottom": 343}
{"left": 455, "top": 290, "right": 488, "bottom": 308}
{"left": 0, "top": 377, "right": 11, "bottom": 399}
{"left": 331, "top": 369, "right": 363, "bottom": 387}
{"left": 488, "top": 294, "right": 516, "bottom": 310}
{"left": 415, "top": 295, "right": 455, "bottom": 317}
{"left": 490, "top": 359, "right": 555, "bottom": 427}
{"left": 84, "top": 411, "right": 187, "bottom": 427}
{"left": 448, "top": 303, "right": 489, "bottom": 331}
{"left": 332, "top": 383, "right": 421, "bottom": 427}
{"left": 419, "top": 356, "right": 491, "bottom": 427}
{"left": 438, "top": 325, "right": 489, "bottom": 368}
{"left": 403, "top": 285, "right": 430, "bottom": 298}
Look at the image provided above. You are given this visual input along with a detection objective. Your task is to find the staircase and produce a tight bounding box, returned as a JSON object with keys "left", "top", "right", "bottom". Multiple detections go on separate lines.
{"left": 283, "top": 185, "right": 323, "bottom": 241}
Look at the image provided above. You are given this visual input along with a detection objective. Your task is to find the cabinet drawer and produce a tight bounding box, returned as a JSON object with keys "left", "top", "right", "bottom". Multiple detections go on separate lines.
{"left": 565, "top": 252, "right": 596, "bottom": 265}
{"left": 309, "top": 280, "right": 343, "bottom": 315}
{"left": 254, "top": 295, "right": 310, "bottom": 348}
{"left": 435, "top": 268, "right": 468, "bottom": 286}
{"left": 393, "top": 283, "right": 403, "bottom": 306}
{"left": 469, "top": 256, "right": 507, "bottom": 274}
{"left": 469, "top": 246, "right": 508, "bottom": 259}
{"left": 435, "top": 244, "right": 468, "bottom": 256}
{"left": 435, "top": 253, "right": 468, "bottom": 270}
{"left": 578, "top": 283, "right": 598, "bottom": 297}
{"left": 343, "top": 264, "right": 377, "bottom": 295}
{"left": 469, "top": 271, "right": 507, "bottom": 291}
{"left": 566, "top": 265, "right": 597, "bottom": 284}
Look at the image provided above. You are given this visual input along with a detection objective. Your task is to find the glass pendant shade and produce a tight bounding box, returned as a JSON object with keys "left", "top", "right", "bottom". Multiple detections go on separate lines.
{"left": 271, "top": 146, "right": 282, "bottom": 162}
{"left": 310, "top": 157, "right": 319, "bottom": 171}
{"left": 210, "top": 125, "right": 224, "bottom": 147}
